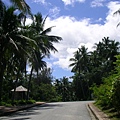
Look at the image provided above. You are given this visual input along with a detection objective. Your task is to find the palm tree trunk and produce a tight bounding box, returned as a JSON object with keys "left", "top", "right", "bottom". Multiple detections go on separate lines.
{"left": 0, "top": 68, "right": 4, "bottom": 103}
{"left": 12, "top": 70, "right": 20, "bottom": 103}
{"left": 26, "top": 66, "right": 33, "bottom": 100}
{"left": 78, "top": 68, "right": 85, "bottom": 100}
{"left": 0, "top": 58, "right": 6, "bottom": 103}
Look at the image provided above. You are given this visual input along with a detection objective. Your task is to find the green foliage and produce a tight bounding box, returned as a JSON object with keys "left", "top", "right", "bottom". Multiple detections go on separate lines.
{"left": 12, "top": 99, "right": 36, "bottom": 105}
{"left": 54, "top": 77, "right": 75, "bottom": 101}
{"left": 0, "top": 101, "right": 12, "bottom": 107}
{"left": 92, "top": 55, "right": 120, "bottom": 114}
{"left": 37, "top": 83, "right": 58, "bottom": 102}
{"left": 26, "top": 99, "right": 36, "bottom": 104}
{"left": 111, "top": 78, "right": 120, "bottom": 113}
{"left": 69, "top": 37, "right": 120, "bottom": 100}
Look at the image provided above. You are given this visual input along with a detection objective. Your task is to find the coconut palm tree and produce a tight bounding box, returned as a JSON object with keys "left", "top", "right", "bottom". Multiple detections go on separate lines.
{"left": 69, "top": 46, "right": 89, "bottom": 73}
{"left": 69, "top": 46, "right": 89, "bottom": 100}
{"left": 0, "top": 4, "right": 36, "bottom": 102}
{"left": 31, "top": 12, "right": 62, "bottom": 55}
{"left": 26, "top": 13, "right": 62, "bottom": 100}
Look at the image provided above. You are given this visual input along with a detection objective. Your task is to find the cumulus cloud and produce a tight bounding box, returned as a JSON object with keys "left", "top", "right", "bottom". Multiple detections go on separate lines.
{"left": 32, "top": 0, "right": 46, "bottom": 4}
{"left": 25, "top": 18, "right": 33, "bottom": 25}
{"left": 43, "top": 1, "right": 120, "bottom": 70}
{"left": 91, "top": 0, "right": 106, "bottom": 7}
{"left": 49, "top": 6, "right": 60, "bottom": 18}
{"left": 62, "top": 0, "right": 85, "bottom": 6}
{"left": 32, "top": 0, "right": 50, "bottom": 6}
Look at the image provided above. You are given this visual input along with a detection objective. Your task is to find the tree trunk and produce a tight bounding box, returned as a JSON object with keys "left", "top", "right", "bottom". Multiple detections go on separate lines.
{"left": 12, "top": 70, "right": 20, "bottom": 103}
{"left": 78, "top": 67, "right": 85, "bottom": 100}
{"left": 26, "top": 66, "right": 33, "bottom": 100}
{"left": 0, "top": 58, "right": 6, "bottom": 103}
{"left": 0, "top": 69, "right": 4, "bottom": 103}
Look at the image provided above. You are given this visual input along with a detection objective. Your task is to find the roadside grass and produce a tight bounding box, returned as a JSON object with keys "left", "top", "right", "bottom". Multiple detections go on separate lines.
{"left": 94, "top": 103, "right": 120, "bottom": 120}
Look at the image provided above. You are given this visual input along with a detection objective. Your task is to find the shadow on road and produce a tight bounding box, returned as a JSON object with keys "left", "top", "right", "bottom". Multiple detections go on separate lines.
{"left": 6, "top": 103, "right": 63, "bottom": 119}
{"left": 38, "top": 103, "right": 63, "bottom": 110}
{"left": 8, "top": 117, "right": 30, "bottom": 120}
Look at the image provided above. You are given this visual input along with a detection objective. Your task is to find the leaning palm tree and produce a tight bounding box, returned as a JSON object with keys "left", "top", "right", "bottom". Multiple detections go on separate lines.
{"left": 26, "top": 13, "right": 62, "bottom": 100}
{"left": 31, "top": 13, "right": 62, "bottom": 55}
{"left": 26, "top": 52, "right": 47, "bottom": 100}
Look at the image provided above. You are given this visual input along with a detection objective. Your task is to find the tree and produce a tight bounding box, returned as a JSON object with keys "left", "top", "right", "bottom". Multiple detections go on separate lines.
{"left": 69, "top": 46, "right": 90, "bottom": 100}
{"left": 54, "top": 77, "right": 74, "bottom": 101}
{"left": 92, "top": 37, "right": 120, "bottom": 85}
{"left": 0, "top": 3, "right": 36, "bottom": 102}
{"left": 26, "top": 13, "right": 62, "bottom": 100}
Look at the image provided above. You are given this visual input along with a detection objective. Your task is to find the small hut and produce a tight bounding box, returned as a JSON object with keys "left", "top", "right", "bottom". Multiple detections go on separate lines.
{"left": 11, "top": 85, "right": 27, "bottom": 100}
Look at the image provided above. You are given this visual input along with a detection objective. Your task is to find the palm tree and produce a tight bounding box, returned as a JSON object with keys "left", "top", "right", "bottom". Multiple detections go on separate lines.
{"left": 26, "top": 52, "right": 46, "bottom": 100}
{"left": 69, "top": 46, "right": 89, "bottom": 73}
{"left": 26, "top": 13, "right": 62, "bottom": 100}
{"left": 0, "top": 4, "right": 36, "bottom": 102}
{"left": 69, "top": 46, "right": 89, "bottom": 100}
{"left": 31, "top": 13, "right": 62, "bottom": 55}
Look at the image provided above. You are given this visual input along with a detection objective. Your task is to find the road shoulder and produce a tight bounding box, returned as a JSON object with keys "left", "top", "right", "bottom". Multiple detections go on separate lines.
{"left": 0, "top": 102, "right": 45, "bottom": 116}
{"left": 88, "top": 102, "right": 110, "bottom": 120}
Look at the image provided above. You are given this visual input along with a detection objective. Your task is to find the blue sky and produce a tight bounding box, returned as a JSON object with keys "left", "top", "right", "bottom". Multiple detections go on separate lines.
{"left": 5, "top": 0, "right": 120, "bottom": 79}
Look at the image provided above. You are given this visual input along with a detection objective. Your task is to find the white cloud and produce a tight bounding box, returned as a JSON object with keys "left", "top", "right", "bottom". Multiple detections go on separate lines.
{"left": 49, "top": 6, "right": 60, "bottom": 18}
{"left": 62, "top": 0, "right": 85, "bottom": 6}
{"left": 25, "top": 18, "right": 33, "bottom": 25}
{"left": 91, "top": 0, "right": 105, "bottom": 7}
{"left": 33, "top": 0, "right": 45, "bottom": 4}
{"left": 43, "top": 1, "right": 120, "bottom": 70}
{"left": 46, "top": 61, "right": 52, "bottom": 68}
{"left": 32, "top": 0, "right": 49, "bottom": 6}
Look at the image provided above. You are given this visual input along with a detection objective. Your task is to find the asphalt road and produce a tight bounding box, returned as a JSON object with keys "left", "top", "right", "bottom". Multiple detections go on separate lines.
{"left": 0, "top": 101, "right": 94, "bottom": 120}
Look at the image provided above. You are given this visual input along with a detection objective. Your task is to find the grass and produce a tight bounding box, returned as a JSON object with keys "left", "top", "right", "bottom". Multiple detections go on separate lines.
{"left": 94, "top": 103, "right": 120, "bottom": 120}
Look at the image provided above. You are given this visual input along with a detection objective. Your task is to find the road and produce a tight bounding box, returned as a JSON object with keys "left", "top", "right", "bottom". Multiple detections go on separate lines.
{"left": 0, "top": 101, "right": 95, "bottom": 120}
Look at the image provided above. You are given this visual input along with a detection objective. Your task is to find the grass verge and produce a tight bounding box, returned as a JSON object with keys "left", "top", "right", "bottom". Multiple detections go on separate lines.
{"left": 94, "top": 103, "right": 120, "bottom": 120}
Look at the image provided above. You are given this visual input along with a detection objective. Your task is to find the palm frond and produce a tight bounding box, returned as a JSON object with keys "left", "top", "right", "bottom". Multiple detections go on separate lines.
{"left": 41, "top": 26, "right": 55, "bottom": 35}
{"left": 9, "top": 37, "right": 19, "bottom": 50}
{"left": 10, "top": 0, "right": 31, "bottom": 15}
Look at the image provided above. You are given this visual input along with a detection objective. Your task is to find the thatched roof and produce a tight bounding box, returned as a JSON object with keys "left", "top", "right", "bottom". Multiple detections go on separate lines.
{"left": 11, "top": 85, "right": 27, "bottom": 92}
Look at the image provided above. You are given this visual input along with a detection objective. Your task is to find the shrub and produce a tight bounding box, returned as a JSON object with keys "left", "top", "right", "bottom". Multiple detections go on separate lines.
{"left": 111, "top": 78, "right": 120, "bottom": 114}
{"left": 27, "top": 99, "right": 36, "bottom": 104}
{"left": 18, "top": 100, "right": 26, "bottom": 105}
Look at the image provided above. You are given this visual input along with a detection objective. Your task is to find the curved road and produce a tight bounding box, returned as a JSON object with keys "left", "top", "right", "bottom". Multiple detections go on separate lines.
{"left": 0, "top": 101, "right": 95, "bottom": 120}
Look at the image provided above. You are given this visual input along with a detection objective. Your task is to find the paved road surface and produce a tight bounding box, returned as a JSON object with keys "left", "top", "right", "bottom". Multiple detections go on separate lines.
{"left": 0, "top": 101, "right": 94, "bottom": 120}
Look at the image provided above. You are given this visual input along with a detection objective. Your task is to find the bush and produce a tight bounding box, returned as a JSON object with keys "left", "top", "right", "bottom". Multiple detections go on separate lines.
{"left": 111, "top": 78, "right": 120, "bottom": 114}
{"left": 18, "top": 100, "right": 26, "bottom": 105}
{"left": 91, "top": 74, "right": 116, "bottom": 108}
{"left": 0, "top": 101, "right": 12, "bottom": 107}
{"left": 26, "top": 99, "right": 36, "bottom": 104}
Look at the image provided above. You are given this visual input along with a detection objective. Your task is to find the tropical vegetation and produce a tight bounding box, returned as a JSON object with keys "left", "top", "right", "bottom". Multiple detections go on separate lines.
{"left": 1, "top": 0, "right": 120, "bottom": 118}
{"left": 0, "top": 0, "right": 62, "bottom": 104}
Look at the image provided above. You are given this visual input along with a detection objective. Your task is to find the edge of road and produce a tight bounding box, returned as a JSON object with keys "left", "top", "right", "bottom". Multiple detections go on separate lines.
{"left": 0, "top": 102, "right": 45, "bottom": 116}
{"left": 88, "top": 102, "right": 110, "bottom": 120}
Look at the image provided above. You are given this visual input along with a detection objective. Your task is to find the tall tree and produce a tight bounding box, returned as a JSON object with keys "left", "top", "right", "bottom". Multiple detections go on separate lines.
{"left": 26, "top": 13, "right": 62, "bottom": 100}
{"left": 69, "top": 46, "right": 89, "bottom": 100}
{"left": 0, "top": 4, "right": 36, "bottom": 102}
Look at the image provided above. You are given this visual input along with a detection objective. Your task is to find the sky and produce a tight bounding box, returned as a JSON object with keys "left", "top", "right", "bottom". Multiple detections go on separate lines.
{"left": 5, "top": 0, "right": 120, "bottom": 79}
